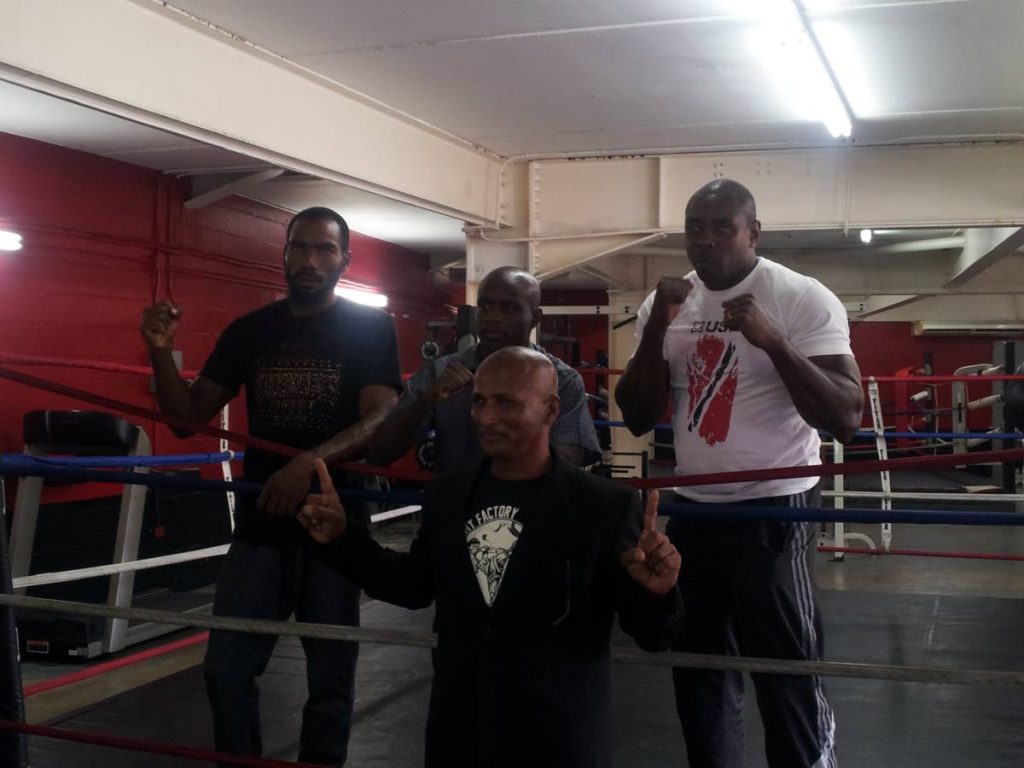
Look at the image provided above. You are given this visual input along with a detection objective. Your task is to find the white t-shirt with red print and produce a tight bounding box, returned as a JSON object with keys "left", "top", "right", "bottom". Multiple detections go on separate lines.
{"left": 633, "top": 258, "right": 853, "bottom": 502}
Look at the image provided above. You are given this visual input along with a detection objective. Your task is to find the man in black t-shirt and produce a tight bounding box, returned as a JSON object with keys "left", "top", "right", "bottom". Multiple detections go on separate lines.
{"left": 298, "top": 347, "right": 684, "bottom": 767}
{"left": 141, "top": 207, "right": 401, "bottom": 766}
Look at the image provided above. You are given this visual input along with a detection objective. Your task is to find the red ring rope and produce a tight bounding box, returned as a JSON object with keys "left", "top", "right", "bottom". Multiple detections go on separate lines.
{"left": 2, "top": 360, "right": 1022, "bottom": 490}
{"left": 818, "top": 546, "right": 1024, "bottom": 562}
{"left": 0, "top": 352, "right": 197, "bottom": 379}
{"left": 574, "top": 367, "right": 1024, "bottom": 383}
{"left": 0, "top": 363, "right": 431, "bottom": 484}
{"left": 0, "top": 719, "right": 324, "bottom": 767}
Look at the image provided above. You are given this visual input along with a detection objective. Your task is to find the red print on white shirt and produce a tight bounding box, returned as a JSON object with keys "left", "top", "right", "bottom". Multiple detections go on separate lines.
{"left": 686, "top": 335, "right": 738, "bottom": 446}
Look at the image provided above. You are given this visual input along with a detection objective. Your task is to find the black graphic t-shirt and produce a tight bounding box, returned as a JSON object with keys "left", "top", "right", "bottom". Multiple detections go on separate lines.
{"left": 465, "top": 473, "right": 547, "bottom": 607}
{"left": 201, "top": 299, "right": 402, "bottom": 543}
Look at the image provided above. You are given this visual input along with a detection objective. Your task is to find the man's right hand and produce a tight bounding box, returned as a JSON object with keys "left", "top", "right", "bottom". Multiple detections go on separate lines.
{"left": 141, "top": 301, "right": 182, "bottom": 351}
{"left": 297, "top": 458, "right": 349, "bottom": 545}
{"left": 649, "top": 277, "right": 693, "bottom": 329}
{"left": 429, "top": 361, "right": 474, "bottom": 403}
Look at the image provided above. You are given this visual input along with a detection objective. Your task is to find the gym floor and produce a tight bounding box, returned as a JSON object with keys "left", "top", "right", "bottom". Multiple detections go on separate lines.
{"left": 18, "top": 474, "right": 1024, "bottom": 767}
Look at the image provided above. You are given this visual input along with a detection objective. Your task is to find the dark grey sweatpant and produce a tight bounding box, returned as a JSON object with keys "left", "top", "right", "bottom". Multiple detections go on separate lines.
{"left": 667, "top": 485, "right": 836, "bottom": 768}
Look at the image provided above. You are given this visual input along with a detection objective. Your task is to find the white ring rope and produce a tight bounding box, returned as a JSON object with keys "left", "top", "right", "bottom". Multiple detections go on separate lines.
{"left": 0, "top": 594, "right": 1021, "bottom": 687}
{"left": 822, "top": 490, "right": 1024, "bottom": 503}
{"left": 11, "top": 545, "right": 229, "bottom": 589}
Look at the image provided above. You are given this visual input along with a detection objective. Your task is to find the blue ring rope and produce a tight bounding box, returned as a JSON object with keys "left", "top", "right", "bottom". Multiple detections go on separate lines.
{"left": 660, "top": 501, "right": 1024, "bottom": 526}
{"left": 0, "top": 452, "right": 244, "bottom": 468}
{"left": 850, "top": 431, "right": 1022, "bottom": 440}
{"left": 2, "top": 460, "right": 1021, "bottom": 526}
{"left": 0, "top": 460, "right": 422, "bottom": 505}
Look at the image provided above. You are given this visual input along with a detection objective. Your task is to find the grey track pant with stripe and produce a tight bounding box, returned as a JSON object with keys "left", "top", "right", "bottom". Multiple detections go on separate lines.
{"left": 667, "top": 485, "right": 837, "bottom": 768}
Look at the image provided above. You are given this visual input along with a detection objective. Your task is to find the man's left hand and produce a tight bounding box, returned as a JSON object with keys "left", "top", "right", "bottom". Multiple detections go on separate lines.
{"left": 259, "top": 453, "right": 317, "bottom": 517}
{"left": 621, "top": 490, "right": 680, "bottom": 596}
{"left": 722, "top": 294, "right": 784, "bottom": 351}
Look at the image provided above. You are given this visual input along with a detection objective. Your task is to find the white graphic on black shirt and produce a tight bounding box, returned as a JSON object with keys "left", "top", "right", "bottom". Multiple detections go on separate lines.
{"left": 465, "top": 505, "right": 523, "bottom": 606}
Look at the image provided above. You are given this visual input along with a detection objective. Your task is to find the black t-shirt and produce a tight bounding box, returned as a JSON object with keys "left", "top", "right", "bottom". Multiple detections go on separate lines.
{"left": 200, "top": 298, "right": 402, "bottom": 543}
{"left": 465, "top": 472, "right": 548, "bottom": 608}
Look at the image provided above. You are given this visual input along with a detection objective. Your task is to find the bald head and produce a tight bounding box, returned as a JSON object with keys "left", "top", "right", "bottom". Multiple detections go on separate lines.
{"left": 477, "top": 346, "right": 557, "bottom": 396}
{"left": 472, "top": 347, "right": 560, "bottom": 471}
{"left": 687, "top": 179, "right": 757, "bottom": 226}
{"left": 479, "top": 267, "right": 542, "bottom": 311}
{"left": 475, "top": 267, "right": 543, "bottom": 357}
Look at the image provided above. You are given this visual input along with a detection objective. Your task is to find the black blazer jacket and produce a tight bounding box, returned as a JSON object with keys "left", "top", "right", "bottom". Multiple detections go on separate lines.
{"left": 321, "top": 454, "right": 683, "bottom": 767}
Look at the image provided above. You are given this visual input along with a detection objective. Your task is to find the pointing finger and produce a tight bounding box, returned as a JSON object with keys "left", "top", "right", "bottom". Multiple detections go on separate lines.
{"left": 643, "top": 490, "right": 660, "bottom": 533}
{"left": 314, "top": 458, "right": 336, "bottom": 498}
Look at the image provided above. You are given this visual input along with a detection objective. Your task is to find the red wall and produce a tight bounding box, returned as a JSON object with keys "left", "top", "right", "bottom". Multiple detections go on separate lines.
{"left": 849, "top": 321, "right": 1010, "bottom": 431}
{"left": 0, "top": 132, "right": 455, "bottom": 501}
{"left": 849, "top": 321, "right": 1000, "bottom": 381}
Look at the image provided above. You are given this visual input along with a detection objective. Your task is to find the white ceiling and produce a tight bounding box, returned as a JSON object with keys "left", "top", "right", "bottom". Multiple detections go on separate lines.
{"left": 187, "top": 171, "right": 471, "bottom": 260}
{"left": 0, "top": 79, "right": 260, "bottom": 172}
{"left": 163, "top": 0, "right": 1024, "bottom": 155}
{"left": 1, "top": 0, "right": 1022, "bottom": 303}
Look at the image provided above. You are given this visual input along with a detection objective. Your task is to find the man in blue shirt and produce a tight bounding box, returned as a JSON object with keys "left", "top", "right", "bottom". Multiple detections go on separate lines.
{"left": 368, "top": 266, "right": 600, "bottom": 471}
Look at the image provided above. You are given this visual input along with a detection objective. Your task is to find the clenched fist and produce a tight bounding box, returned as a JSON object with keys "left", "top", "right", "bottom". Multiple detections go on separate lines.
{"left": 650, "top": 277, "right": 693, "bottom": 329}
{"left": 141, "top": 301, "right": 182, "bottom": 351}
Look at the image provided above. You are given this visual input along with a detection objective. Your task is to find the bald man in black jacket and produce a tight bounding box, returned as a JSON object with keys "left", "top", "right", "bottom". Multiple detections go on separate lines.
{"left": 299, "top": 346, "right": 683, "bottom": 767}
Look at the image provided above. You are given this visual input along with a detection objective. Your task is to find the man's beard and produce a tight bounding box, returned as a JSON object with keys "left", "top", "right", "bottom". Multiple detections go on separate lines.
{"left": 286, "top": 267, "right": 342, "bottom": 307}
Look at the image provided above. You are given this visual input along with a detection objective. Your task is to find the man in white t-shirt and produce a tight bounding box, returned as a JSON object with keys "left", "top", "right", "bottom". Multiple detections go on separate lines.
{"left": 616, "top": 179, "right": 863, "bottom": 768}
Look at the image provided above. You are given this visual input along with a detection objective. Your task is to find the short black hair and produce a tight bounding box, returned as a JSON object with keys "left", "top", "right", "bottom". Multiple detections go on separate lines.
{"left": 689, "top": 179, "right": 757, "bottom": 225}
{"left": 286, "top": 207, "right": 350, "bottom": 252}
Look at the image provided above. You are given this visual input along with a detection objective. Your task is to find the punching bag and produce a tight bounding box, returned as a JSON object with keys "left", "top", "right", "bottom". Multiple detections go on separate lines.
{"left": 0, "top": 479, "right": 28, "bottom": 767}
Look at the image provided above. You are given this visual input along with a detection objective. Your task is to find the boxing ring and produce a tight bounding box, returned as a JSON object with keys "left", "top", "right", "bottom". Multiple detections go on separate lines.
{"left": 1, "top": 357, "right": 1023, "bottom": 766}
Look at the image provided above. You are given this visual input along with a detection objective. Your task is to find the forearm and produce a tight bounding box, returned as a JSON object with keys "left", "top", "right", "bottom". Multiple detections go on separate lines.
{"left": 318, "top": 526, "right": 434, "bottom": 609}
{"left": 149, "top": 349, "right": 202, "bottom": 436}
{"left": 766, "top": 344, "right": 863, "bottom": 442}
{"left": 366, "top": 395, "right": 434, "bottom": 466}
{"left": 615, "top": 325, "right": 671, "bottom": 435}
{"left": 311, "top": 405, "right": 396, "bottom": 465}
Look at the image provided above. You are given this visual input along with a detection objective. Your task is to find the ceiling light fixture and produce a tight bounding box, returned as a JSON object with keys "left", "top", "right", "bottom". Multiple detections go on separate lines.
{"left": 334, "top": 285, "right": 388, "bottom": 308}
{"left": 731, "top": 0, "right": 855, "bottom": 139}
{"left": 0, "top": 230, "right": 23, "bottom": 251}
{"left": 859, "top": 228, "right": 873, "bottom": 244}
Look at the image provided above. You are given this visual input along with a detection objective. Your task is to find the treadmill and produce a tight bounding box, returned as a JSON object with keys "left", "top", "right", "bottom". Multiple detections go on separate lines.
{"left": 9, "top": 410, "right": 228, "bottom": 659}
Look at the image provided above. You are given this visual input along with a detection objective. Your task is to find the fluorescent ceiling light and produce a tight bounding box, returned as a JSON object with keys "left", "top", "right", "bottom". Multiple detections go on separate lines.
{"left": 859, "top": 228, "right": 873, "bottom": 244}
{"left": 334, "top": 285, "right": 388, "bottom": 308}
{"left": 0, "top": 230, "right": 23, "bottom": 251}
{"left": 813, "top": 22, "right": 874, "bottom": 117}
{"left": 731, "top": 0, "right": 854, "bottom": 139}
